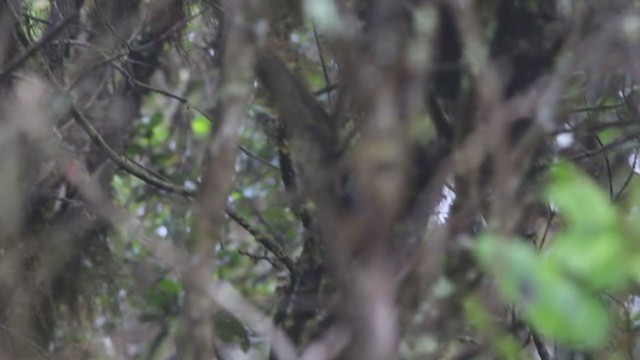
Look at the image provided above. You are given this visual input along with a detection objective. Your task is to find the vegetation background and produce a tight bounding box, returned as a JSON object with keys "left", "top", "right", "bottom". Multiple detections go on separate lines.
{"left": 1, "top": 0, "right": 640, "bottom": 359}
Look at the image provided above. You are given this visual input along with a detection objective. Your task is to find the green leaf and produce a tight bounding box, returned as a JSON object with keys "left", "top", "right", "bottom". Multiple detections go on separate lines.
{"left": 545, "top": 162, "right": 631, "bottom": 290}
{"left": 527, "top": 266, "right": 610, "bottom": 349}
{"left": 475, "top": 235, "right": 542, "bottom": 301}
{"left": 149, "top": 112, "right": 164, "bottom": 128}
{"left": 146, "top": 278, "right": 183, "bottom": 315}
{"left": 151, "top": 153, "right": 180, "bottom": 166}
{"left": 547, "top": 231, "right": 628, "bottom": 290}
{"left": 231, "top": 190, "right": 243, "bottom": 201}
{"left": 475, "top": 235, "right": 610, "bottom": 348}
{"left": 192, "top": 114, "right": 212, "bottom": 138}
{"left": 598, "top": 128, "right": 621, "bottom": 146}
{"left": 546, "top": 162, "right": 617, "bottom": 229}
{"left": 213, "top": 309, "right": 251, "bottom": 352}
{"left": 151, "top": 123, "right": 169, "bottom": 144}
{"left": 156, "top": 278, "right": 182, "bottom": 296}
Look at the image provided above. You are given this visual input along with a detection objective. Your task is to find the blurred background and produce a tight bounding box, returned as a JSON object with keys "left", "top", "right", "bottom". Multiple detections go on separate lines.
{"left": 1, "top": 0, "right": 640, "bottom": 359}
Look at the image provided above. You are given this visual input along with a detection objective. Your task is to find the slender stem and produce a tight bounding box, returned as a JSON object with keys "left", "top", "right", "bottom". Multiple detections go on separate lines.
{"left": 0, "top": 13, "right": 79, "bottom": 82}
{"left": 70, "top": 104, "right": 293, "bottom": 269}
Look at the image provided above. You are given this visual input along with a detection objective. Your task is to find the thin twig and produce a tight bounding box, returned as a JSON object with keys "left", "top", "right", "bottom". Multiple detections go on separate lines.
{"left": 70, "top": 104, "right": 195, "bottom": 197}
{"left": 67, "top": 5, "right": 212, "bottom": 91}
{"left": 614, "top": 151, "right": 637, "bottom": 202}
{"left": 226, "top": 208, "right": 294, "bottom": 272}
{"left": 95, "top": 0, "right": 131, "bottom": 51}
{"left": 21, "top": 12, "right": 53, "bottom": 25}
{"left": 314, "top": 82, "right": 338, "bottom": 96}
{"left": 238, "top": 144, "right": 279, "bottom": 171}
{"left": 69, "top": 103, "right": 294, "bottom": 272}
{"left": 68, "top": 48, "right": 213, "bottom": 122}
{"left": 0, "top": 13, "right": 79, "bottom": 81}
{"left": 312, "top": 22, "right": 332, "bottom": 107}
{"left": 604, "top": 293, "right": 634, "bottom": 358}
{"left": 0, "top": 324, "right": 49, "bottom": 357}
{"left": 594, "top": 134, "right": 614, "bottom": 199}
{"left": 570, "top": 132, "right": 640, "bottom": 161}
{"left": 127, "top": 80, "right": 280, "bottom": 176}
{"left": 251, "top": 206, "right": 285, "bottom": 241}
{"left": 572, "top": 102, "right": 626, "bottom": 113}
{"left": 122, "top": 153, "right": 172, "bottom": 182}
{"left": 538, "top": 208, "right": 555, "bottom": 250}
{"left": 549, "top": 119, "right": 637, "bottom": 136}
{"left": 238, "top": 249, "right": 281, "bottom": 269}
{"left": 131, "top": 80, "right": 213, "bottom": 122}
{"left": 66, "top": 50, "right": 128, "bottom": 90}
{"left": 531, "top": 330, "right": 551, "bottom": 360}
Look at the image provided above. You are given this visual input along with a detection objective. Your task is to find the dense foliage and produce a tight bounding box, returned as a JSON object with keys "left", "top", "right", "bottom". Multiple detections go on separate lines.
{"left": 3, "top": 0, "right": 640, "bottom": 359}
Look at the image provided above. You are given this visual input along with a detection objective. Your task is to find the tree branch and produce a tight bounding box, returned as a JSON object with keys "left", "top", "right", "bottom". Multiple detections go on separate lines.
{"left": 226, "top": 208, "right": 294, "bottom": 272}
{"left": 0, "top": 13, "right": 79, "bottom": 82}
{"left": 70, "top": 104, "right": 194, "bottom": 197}
{"left": 69, "top": 103, "right": 294, "bottom": 273}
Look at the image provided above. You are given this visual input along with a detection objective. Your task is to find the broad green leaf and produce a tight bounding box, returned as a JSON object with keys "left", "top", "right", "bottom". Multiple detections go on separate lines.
{"left": 191, "top": 114, "right": 212, "bottom": 138}
{"left": 546, "top": 162, "right": 617, "bottom": 229}
{"left": 476, "top": 235, "right": 610, "bottom": 348}
{"left": 464, "top": 297, "right": 524, "bottom": 360}
{"left": 475, "top": 235, "right": 541, "bottom": 301}
{"left": 527, "top": 266, "right": 610, "bottom": 348}
{"left": 545, "top": 162, "right": 632, "bottom": 290}
{"left": 547, "top": 231, "right": 628, "bottom": 291}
